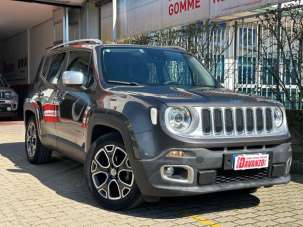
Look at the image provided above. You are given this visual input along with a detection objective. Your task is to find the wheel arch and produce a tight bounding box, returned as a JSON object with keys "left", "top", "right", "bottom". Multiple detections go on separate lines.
{"left": 87, "top": 112, "right": 140, "bottom": 160}
{"left": 24, "top": 110, "right": 36, "bottom": 125}
{"left": 91, "top": 125, "right": 123, "bottom": 145}
{"left": 24, "top": 101, "right": 43, "bottom": 138}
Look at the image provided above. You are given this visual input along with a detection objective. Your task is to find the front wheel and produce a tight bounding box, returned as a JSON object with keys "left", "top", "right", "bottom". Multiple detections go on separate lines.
{"left": 238, "top": 188, "right": 259, "bottom": 194}
{"left": 85, "top": 133, "right": 142, "bottom": 210}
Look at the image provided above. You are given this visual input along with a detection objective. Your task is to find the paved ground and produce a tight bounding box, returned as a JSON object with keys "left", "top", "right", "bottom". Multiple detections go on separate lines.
{"left": 1, "top": 121, "right": 303, "bottom": 227}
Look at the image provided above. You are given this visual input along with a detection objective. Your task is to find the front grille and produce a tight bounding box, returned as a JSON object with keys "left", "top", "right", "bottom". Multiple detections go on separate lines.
{"left": 202, "top": 109, "right": 212, "bottom": 133}
{"left": 266, "top": 108, "right": 273, "bottom": 131}
{"left": 236, "top": 109, "right": 244, "bottom": 132}
{"left": 0, "top": 92, "right": 4, "bottom": 99}
{"left": 214, "top": 109, "right": 223, "bottom": 133}
{"left": 216, "top": 168, "right": 269, "bottom": 184}
{"left": 201, "top": 107, "right": 274, "bottom": 136}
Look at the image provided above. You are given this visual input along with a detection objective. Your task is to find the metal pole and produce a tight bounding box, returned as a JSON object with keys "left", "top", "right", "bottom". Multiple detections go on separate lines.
{"left": 233, "top": 21, "right": 238, "bottom": 92}
{"left": 276, "top": 3, "right": 282, "bottom": 102}
{"left": 27, "top": 29, "right": 31, "bottom": 84}
{"left": 112, "top": 0, "right": 117, "bottom": 41}
{"left": 63, "top": 7, "right": 69, "bottom": 43}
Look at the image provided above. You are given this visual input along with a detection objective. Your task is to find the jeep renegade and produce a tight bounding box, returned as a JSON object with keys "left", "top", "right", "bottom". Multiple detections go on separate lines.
{"left": 24, "top": 39, "right": 292, "bottom": 210}
{"left": 0, "top": 74, "right": 18, "bottom": 119}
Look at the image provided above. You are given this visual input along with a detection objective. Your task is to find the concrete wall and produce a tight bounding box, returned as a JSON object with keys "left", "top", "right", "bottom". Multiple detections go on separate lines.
{"left": 29, "top": 19, "right": 53, "bottom": 83}
{"left": 0, "top": 3, "right": 101, "bottom": 86}
{"left": 1, "top": 31, "right": 28, "bottom": 86}
{"left": 80, "top": 2, "right": 100, "bottom": 39}
{"left": 101, "top": 2, "right": 113, "bottom": 41}
{"left": 0, "top": 19, "right": 54, "bottom": 86}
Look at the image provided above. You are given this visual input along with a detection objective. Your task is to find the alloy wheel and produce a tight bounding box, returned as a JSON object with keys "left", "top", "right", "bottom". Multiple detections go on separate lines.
{"left": 91, "top": 145, "right": 134, "bottom": 200}
{"left": 26, "top": 122, "right": 37, "bottom": 158}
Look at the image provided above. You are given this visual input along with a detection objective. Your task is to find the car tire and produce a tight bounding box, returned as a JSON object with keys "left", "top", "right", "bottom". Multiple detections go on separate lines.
{"left": 239, "top": 188, "right": 259, "bottom": 194}
{"left": 25, "top": 117, "right": 52, "bottom": 164}
{"left": 85, "top": 133, "right": 142, "bottom": 210}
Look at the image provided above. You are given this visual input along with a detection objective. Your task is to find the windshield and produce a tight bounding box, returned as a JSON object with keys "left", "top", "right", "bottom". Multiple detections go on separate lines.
{"left": 100, "top": 47, "right": 218, "bottom": 88}
{"left": 0, "top": 75, "right": 8, "bottom": 87}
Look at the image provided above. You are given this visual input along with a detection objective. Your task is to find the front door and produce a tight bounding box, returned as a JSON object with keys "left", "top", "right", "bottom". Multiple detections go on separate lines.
{"left": 56, "top": 50, "right": 94, "bottom": 151}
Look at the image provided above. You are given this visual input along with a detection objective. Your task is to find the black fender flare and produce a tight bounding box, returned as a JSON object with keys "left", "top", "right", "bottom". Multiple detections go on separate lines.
{"left": 86, "top": 111, "right": 141, "bottom": 161}
{"left": 23, "top": 100, "right": 43, "bottom": 137}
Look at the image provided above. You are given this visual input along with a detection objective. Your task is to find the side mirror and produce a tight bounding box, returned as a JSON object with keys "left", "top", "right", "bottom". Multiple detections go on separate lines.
{"left": 62, "top": 71, "right": 84, "bottom": 87}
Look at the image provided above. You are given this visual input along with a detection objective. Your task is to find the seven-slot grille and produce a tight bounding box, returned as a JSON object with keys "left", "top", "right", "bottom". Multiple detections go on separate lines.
{"left": 201, "top": 107, "right": 273, "bottom": 136}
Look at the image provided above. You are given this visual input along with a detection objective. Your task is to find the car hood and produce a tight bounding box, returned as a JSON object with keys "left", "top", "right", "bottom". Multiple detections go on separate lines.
{"left": 0, "top": 87, "right": 14, "bottom": 92}
{"left": 109, "top": 86, "right": 278, "bottom": 107}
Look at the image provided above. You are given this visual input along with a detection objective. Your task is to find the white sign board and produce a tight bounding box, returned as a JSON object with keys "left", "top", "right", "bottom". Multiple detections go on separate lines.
{"left": 162, "top": 0, "right": 210, "bottom": 28}
{"left": 101, "top": 0, "right": 287, "bottom": 40}
{"left": 113, "top": 0, "right": 209, "bottom": 39}
{"left": 210, "top": 0, "right": 288, "bottom": 18}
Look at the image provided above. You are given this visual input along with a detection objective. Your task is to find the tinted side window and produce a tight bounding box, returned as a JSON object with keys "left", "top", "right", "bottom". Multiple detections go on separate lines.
{"left": 41, "top": 57, "right": 50, "bottom": 78}
{"left": 47, "top": 53, "right": 66, "bottom": 84}
{"left": 67, "top": 51, "right": 93, "bottom": 87}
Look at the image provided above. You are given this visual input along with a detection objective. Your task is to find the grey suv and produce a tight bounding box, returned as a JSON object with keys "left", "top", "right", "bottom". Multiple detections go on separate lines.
{"left": 24, "top": 39, "right": 292, "bottom": 210}
{"left": 0, "top": 74, "right": 18, "bottom": 119}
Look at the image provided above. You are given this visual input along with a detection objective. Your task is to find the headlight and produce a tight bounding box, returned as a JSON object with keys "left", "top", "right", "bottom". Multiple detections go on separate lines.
{"left": 4, "top": 91, "right": 12, "bottom": 99}
{"left": 164, "top": 107, "right": 197, "bottom": 134}
{"left": 274, "top": 106, "right": 283, "bottom": 128}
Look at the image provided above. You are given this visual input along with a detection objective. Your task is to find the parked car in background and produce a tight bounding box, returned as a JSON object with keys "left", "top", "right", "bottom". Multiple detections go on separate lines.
{"left": 0, "top": 74, "right": 18, "bottom": 120}
{"left": 24, "top": 39, "right": 292, "bottom": 211}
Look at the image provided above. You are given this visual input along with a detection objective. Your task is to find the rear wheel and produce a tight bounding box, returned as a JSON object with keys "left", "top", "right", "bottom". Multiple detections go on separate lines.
{"left": 25, "top": 117, "right": 52, "bottom": 164}
{"left": 85, "top": 133, "right": 142, "bottom": 210}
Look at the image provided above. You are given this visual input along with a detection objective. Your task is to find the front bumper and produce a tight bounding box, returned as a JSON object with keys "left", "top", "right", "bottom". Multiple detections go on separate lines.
{"left": 132, "top": 142, "right": 292, "bottom": 197}
{"left": 0, "top": 103, "right": 18, "bottom": 118}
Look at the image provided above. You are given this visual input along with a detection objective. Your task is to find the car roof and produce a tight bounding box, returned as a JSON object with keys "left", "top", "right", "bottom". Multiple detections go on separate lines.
{"left": 47, "top": 39, "right": 186, "bottom": 54}
{"left": 99, "top": 44, "right": 187, "bottom": 52}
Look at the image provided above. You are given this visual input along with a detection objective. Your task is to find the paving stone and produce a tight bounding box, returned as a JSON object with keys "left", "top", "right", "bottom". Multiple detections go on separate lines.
{"left": 0, "top": 121, "right": 303, "bottom": 227}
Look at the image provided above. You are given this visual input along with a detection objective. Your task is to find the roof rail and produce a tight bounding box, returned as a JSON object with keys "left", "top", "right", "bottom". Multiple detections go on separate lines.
{"left": 160, "top": 45, "right": 187, "bottom": 51}
{"left": 49, "top": 39, "right": 103, "bottom": 50}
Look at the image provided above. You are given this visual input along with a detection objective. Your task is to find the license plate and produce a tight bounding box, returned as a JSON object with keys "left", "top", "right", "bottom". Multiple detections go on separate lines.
{"left": 233, "top": 153, "right": 269, "bottom": 171}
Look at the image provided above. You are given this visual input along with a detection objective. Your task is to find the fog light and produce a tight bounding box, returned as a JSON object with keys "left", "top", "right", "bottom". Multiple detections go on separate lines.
{"left": 7, "top": 107, "right": 12, "bottom": 111}
{"left": 164, "top": 166, "right": 174, "bottom": 177}
{"left": 166, "top": 150, "right": 188, "bottom": 158}
{"left": 160, "top": 165, "right": 194, "bottom": 184}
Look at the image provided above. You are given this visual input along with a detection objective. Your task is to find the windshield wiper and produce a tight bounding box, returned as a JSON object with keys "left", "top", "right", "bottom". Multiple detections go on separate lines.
{"left": 107, "top": 80, "right": 141, "bottom": 86}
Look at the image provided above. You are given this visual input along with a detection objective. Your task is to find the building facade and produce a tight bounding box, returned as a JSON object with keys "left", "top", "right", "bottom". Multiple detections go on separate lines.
{"left": 0, "top": 0, "right": 301, "bottom": 109}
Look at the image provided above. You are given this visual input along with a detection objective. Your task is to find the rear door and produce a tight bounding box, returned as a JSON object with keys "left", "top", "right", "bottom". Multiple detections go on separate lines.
{"left": 56, "top": 49, "right": 94, "bottom": 152}
{"left": 38, "top": 52, "right": 67, "bottom": 145}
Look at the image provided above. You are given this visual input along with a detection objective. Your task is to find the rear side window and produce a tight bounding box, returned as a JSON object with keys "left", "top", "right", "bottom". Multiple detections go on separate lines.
{"left": 46, "top": 53, "right": 66, "bottom": 84}
{"left": 66, "top": 51, "right": 93, "bottom": 87}
{"left": 41, "top": 57, "right": 50, "bottom": 78}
